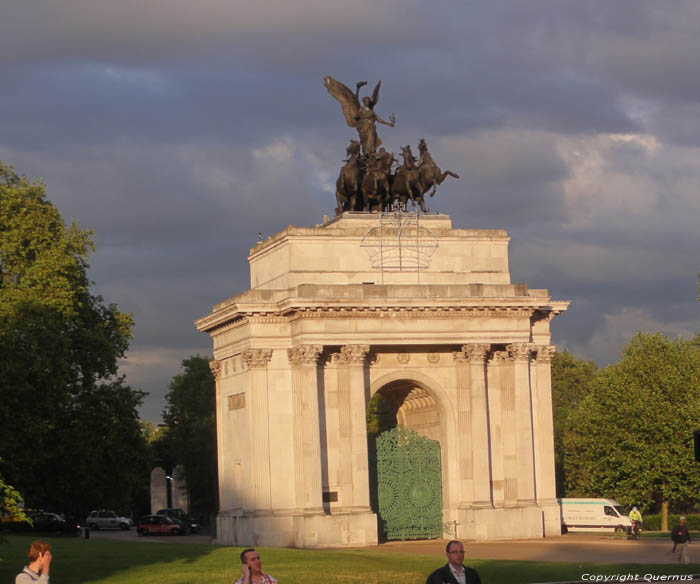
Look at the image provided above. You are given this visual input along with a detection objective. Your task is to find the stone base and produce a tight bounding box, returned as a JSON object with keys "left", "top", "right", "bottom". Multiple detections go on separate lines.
{"left": 457, "top": 505, "right": 555, "bottom": 540}
{"left": 216, "top": 509, "right": 378, "bottom": 548}
{"left": 540, "top": 500, "right": 563, "bottom": 537}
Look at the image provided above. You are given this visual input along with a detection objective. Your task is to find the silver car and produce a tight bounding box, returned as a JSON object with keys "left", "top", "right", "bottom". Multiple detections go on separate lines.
{"left": 85, "top": 509, "right": 132, "bottom": 530}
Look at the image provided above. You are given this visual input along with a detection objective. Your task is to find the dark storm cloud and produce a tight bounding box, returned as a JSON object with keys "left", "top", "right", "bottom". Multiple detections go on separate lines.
{"left": 2, "top": 0, "right": 700, "bottom": 419}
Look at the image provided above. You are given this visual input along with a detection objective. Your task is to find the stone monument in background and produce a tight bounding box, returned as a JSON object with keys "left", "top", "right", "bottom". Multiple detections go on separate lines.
{"left": 194, "top": 78, "right": 569, "bottom": 547}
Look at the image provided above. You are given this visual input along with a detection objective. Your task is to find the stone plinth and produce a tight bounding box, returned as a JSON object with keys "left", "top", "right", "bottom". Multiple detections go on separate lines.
{"left": 196, "top": 212, "right": 568, "bottom": 546}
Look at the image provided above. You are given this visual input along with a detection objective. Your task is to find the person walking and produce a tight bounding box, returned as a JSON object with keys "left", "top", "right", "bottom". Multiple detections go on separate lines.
{"left": 671, "top": 516, "right": 691, "bottom": 564}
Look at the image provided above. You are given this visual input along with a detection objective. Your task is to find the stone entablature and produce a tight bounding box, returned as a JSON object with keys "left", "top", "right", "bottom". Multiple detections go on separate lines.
{"left": 196, "top": 212, "right": 569, "bottom": 548}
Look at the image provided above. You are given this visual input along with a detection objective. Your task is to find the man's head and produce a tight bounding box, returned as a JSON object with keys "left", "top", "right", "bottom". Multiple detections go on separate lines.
{"left": 28, "top": 541, "right": 51, "bottom": 562}
{"left": 240, "top": 548, "right": 262, "bottom": 574}
{"left": 445, "top": 540, "right": 465, "bottom": 568}
{"left": 680, "top": 516, "right": 686, "bottom": 525}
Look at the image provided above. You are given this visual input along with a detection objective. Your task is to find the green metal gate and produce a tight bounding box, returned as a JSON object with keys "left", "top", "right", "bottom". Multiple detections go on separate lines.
{"left": 375, "top": 425, "right": 442, "bottom": 540}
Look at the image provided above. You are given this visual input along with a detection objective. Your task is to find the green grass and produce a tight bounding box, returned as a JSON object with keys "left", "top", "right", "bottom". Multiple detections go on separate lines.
{"left": 0, "top": 534, "right": 698, "bottom": 584}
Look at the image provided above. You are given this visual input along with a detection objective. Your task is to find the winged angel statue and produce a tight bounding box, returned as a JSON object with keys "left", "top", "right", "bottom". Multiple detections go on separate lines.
{"left": 324, "top": 75, "right": 458, "bottom": 214}
{"left": 324, "top": 76, "right": 396, "bottom": 156}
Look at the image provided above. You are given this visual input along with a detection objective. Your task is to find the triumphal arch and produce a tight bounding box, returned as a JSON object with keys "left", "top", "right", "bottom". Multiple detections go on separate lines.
{"left": 196, "top": 211, "right": 568, "bottom": 547}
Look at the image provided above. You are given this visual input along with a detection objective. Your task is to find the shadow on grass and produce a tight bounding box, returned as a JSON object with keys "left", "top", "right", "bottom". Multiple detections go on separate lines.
{"left": 0, "top": 533, "right": 218, "bottom": 584}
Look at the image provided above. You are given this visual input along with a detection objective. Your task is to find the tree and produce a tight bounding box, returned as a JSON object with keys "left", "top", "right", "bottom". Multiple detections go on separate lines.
{"left": 563, "top": 332, "right": 700, "bottom": 529}
{"left": 550, "top": 350, "right": 598, "bottom": 496}
{"left": 0, "top": 161, "right": 148, "bottom": 519}
{"left": 160, "top": 356, "right": 218, "bottom": 517}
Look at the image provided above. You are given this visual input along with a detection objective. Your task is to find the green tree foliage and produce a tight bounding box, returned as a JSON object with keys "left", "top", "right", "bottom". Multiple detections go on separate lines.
{"left": 550, "top": 350, "right": 598, "bottom": 495}
{"left": 563, "top": 332, "right": 700, "bottom": 514}
{"left": 160, "top": 356, "right": 218, "bottom": 516}
{"left": 0, "top": 161, "right": 147, "bottom": 519}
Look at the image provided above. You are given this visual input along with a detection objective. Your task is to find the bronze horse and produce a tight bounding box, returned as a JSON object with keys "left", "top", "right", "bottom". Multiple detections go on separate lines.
{"left": 418, "top": 138, "right": 459, "bottom": 198}
{"left": 335, "top": 140, "right": 362, "bottom": 214}
{"left": 392, "top": 145, "right": 426, "bottom": 212}
{"left": 361, "top": 154, "right": 391, "bottom": 212}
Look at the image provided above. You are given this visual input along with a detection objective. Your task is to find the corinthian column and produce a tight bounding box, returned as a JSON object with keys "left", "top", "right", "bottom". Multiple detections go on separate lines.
{"left": 463, "top": 343, "right": 492, "bottom": 507}
{"left": 507, "top": 342, "right": 536, "bottom": 504}
{"left": 288, "top": 345, "right": 324, "bottom": 512}
{"left": 242, "top": 349, "right": 273, "bottom": 511}
{"left": 487, "top": 351, "right": 506, "bottom": 506}
{"left": 499, "top": 352, "right": 518, "bottom": 507}
{"left": 336, "top": 344, "right": 371, "bottom": 511}
{"left": 209, "top": 360, "right": 226, "bottom": 508}
{"left": 452, "top": 351, "right": 473, "bottom": 506}
{"left": 533, "top": 345, "right": 557, "bottom": 503}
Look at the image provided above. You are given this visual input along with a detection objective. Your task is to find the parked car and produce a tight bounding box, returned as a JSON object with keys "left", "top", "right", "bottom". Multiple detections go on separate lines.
{"left": 85, "top": 510, "right": 132, "bottom": 530}
{"left": 155, "top": 508, "right": 199, "bottom": 533}
{"left": 137, "top": 515, "right": 183, "bottom": 536}
{"left": 3, "top": 511, "right": 80, "bottom": 535}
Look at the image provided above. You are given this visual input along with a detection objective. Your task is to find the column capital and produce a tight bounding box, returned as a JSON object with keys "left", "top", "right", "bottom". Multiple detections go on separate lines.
{"left": 334, "top": 344, "right": 370, "bottom": 365}
{"left": 459, "top": 343, "right": 490, "bottom": 363}
{"left": 489, "top": 350, "right": 508, "bottom": 364}
{"left": 209, "top": 359, "right": 222, "bottom": 379}
{"left": 507, "top": 342, "right": 533, "bottom": 362}
{"left": 242, "top": 348, "right": 273, "bottom": 368}
{"left": 287, "top": 345, "right": 323, "bottom": 366}
{"left": 535, "top": 344, "right": 556, "bottom": 363}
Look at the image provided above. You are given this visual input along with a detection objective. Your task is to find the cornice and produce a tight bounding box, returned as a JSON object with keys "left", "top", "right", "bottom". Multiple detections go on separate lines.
{"left": 197, "top": 304, "right": 568, "bottom": 333}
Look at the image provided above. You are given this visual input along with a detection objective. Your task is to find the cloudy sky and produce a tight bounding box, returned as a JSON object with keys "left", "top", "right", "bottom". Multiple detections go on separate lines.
{"left": 2, "top": 1, "right": 699, "bottom": 421}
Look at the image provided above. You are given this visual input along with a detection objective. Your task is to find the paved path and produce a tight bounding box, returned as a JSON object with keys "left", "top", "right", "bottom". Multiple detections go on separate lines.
{"left": 89, "top": 529, "right": 694, "bottom": 565}
{"left": 362, "top": 535, "right": 689, "bottom": 565}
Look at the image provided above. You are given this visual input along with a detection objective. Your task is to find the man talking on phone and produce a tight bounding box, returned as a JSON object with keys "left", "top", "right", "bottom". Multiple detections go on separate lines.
{"left": 235, "top": 548, "right": 278, "bottom": 584}
{"left": 426, "top": 540, "right": 481, "bottom": 584}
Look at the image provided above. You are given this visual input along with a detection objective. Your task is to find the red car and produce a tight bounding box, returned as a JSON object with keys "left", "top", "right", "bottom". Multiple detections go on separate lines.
{"left": 137, "top": 515, "right": 183, "bottom": 536}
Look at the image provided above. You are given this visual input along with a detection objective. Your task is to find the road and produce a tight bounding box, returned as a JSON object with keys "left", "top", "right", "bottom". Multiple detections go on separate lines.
{"left": 86, "top": 527, "right": 213, "bottom": 545}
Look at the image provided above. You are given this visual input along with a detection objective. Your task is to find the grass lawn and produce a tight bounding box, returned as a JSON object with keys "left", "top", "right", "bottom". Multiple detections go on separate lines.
{"left": 0, "top": 534, "right": 698, "bottom": 584}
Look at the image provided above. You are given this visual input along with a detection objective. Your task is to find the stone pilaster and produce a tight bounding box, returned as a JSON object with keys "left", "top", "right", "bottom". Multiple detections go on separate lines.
{"left": 331, "top": 351, "right": 353, "bottom": 509}
{"left": 242, "top": 349, "right": 273, "bottom": 511}
{"left": 452, "top": 351, "right": 473, "bottom": 506}
{"left": 533, "top": 345, "right": 557, "bottom": 503}
{"left": 334, "top": 344, "right": 371, "bottom": 511}
{"left": 507, "top": 343, "right": 536, "bottom": 504}
{"left": 463, "top": 343, "right": 492, "bottom": 507}
{"left": 209, "top": 360, "right": 225, "bottom": 509}
{"left": 499, "top": 352, "right": 518, "bottom": 507}
{"left": 288, "top": 345, "right": 324, "bottom": 512}
{"left": 487, "top": 351, "right": 506, "bottom": 506}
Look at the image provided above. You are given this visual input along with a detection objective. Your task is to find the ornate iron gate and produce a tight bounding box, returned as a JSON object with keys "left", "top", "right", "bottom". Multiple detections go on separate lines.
{"left": 375, "top": 425, "right": 442, "bottom": 540}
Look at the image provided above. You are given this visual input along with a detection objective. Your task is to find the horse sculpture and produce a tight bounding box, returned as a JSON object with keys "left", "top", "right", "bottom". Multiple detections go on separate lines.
{"left": 392, "top": 145, "right": 426, "bottom": 212}
{"left": 361, "top": 153, "right": 391, "bottom": 212}
{"left": 418, "top": 138, "right": 459, "bottom": 198}
{"left": 335, "top": 140, "right": 362, "bottom": 214}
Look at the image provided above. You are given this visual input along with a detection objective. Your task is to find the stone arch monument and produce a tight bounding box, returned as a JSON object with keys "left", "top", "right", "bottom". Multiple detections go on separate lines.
{"left": 196, "top": 212, "right": 568, "bottom": 547}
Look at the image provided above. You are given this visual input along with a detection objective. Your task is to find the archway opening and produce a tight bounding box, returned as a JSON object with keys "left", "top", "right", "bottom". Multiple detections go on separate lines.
{"left": 367, "top": 379, "right": 443, "bottom": 541}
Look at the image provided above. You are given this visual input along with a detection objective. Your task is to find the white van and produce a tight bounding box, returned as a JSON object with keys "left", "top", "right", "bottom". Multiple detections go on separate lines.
{"left": 558, "top": 498, "right": 632, "bottom": 534}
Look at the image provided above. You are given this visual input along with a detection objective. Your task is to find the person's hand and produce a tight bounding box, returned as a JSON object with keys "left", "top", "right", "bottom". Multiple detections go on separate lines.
{"left": 41, "top": 551, "right": 52, "bottom": 574}
{"left": 241, "top": 563, "right": 250, "bottom": 582}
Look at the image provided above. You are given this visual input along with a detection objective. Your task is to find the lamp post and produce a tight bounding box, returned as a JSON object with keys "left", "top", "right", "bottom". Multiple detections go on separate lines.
{"left": 166, "top": 475, "right": 173, "bottom": 509}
